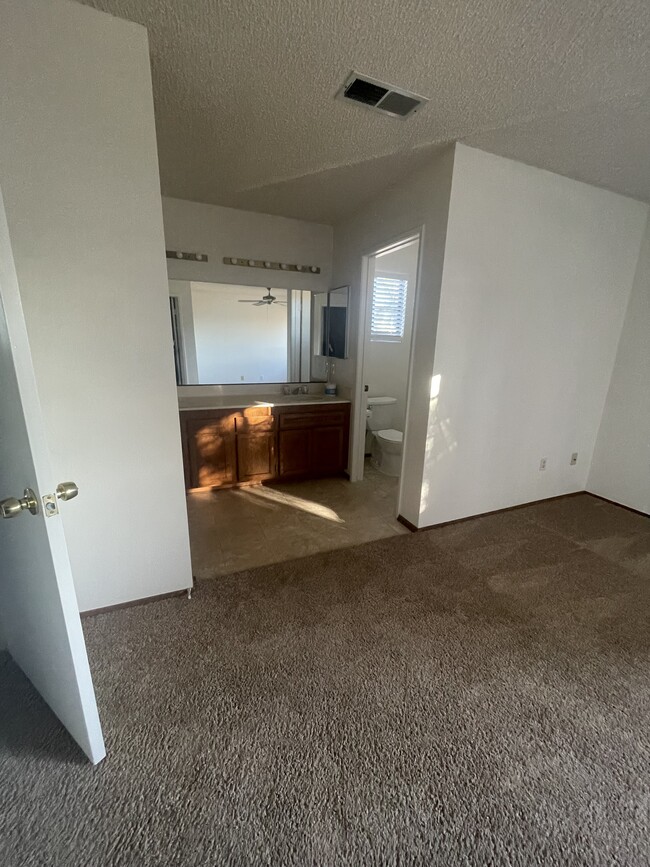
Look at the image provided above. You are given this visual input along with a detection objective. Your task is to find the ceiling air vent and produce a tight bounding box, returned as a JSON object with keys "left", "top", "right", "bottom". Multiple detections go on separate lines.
{"left": 337, "top": 72, "right": 428, "bottom": 119}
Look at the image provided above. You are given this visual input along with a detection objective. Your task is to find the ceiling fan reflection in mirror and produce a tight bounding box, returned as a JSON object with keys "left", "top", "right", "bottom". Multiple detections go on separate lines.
{"left": 238, "top": 288, "right": 287, "bottom": 307}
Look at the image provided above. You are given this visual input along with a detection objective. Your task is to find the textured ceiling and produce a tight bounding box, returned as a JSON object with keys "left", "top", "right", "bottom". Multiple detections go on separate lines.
{"left": 77, "top": 0, "right": 650, "bottom": 223}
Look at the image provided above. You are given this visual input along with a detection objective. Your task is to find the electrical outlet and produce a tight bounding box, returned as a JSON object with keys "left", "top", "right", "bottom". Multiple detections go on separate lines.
{"left": 539, "top": 458, "right": 547, "bottom": 471}
{"left": 570, "top": 452, "right": 578, "bottom": 466}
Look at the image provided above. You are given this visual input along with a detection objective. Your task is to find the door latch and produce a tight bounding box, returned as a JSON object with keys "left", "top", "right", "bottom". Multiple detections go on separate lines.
{"left": 42, "top": 493, "right": 58, "bottom": 517}
{"left": 42, "top": 482, "right": 79, "bottom": 518}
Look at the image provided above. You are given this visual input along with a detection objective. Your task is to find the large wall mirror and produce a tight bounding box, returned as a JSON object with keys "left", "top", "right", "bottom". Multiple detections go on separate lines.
{"left": 169, "top": 280, "right": 348, "bottom": 386}
{"left": 169, "top": 280, "right": 312, "bottom": 385}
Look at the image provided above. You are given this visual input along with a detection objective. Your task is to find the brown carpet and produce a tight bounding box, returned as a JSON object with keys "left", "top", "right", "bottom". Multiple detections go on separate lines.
{"left": 1, "top": 493, "right": 649, "bottom": 866}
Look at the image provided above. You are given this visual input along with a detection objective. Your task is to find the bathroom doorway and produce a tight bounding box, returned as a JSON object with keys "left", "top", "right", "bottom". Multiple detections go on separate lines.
{"left": 351, "top": 234, "right": 421, "bottom": 507}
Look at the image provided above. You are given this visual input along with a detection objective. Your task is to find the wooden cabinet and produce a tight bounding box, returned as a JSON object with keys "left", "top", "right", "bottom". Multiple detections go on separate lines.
{"left": 311, "top": 425, "right": 346, "bottom": 474}
{"left": 277, "top": 407, "right": 348, "bottom": 480}
{"left": 180, "top": 401, "right": 350, "bottom": 490}
{"left": 234, "top": 409, "right": 276, "bottom": 482}
{"left": 277, "top": 428, "right": 311, "bottom": 477}
{"left": 184, "top": 414, "right": 236, "bottom": 489}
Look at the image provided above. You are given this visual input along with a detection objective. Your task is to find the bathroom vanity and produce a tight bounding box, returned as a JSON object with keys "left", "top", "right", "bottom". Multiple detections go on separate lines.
{"left": 170, "top": 277, "right": 352, "bottom": 490}
{"left": 179, "top": 396, "right": 351, "bottom": 490}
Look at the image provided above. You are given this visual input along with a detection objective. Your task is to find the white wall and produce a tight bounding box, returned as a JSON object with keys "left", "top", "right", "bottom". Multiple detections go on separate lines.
{"left": 331, "top": 147, "right": 456, "bottom": 522}
{"left": 588, "top": 215, "right": 650, "bottom": 514}
{"left": 364, "top": 241, "right": 419, "bottom": 429}
{"left": 0, "top": 0, "right": 192, "bottom": 610}
{"left": 163, "top": 197, "right": 333, "bottom": 292}
{"left": 420, "top": 145, "right": 648, "bottom": 525}
{"left": 190, "top": 283, "right": 288, "bottom": 383}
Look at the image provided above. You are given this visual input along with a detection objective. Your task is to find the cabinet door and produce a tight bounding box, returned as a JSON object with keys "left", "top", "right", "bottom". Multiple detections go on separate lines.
{"left": 186, "top": 417, "right": 236, "bottom": 488}
{"left": 278, "top": 428, "right": 311, "bottom": 477}
{"left": 310, "top": 425, "right": 346, "bottom": 475}
{"left": 236, "top": 432, "right": 276, "bottom": 482}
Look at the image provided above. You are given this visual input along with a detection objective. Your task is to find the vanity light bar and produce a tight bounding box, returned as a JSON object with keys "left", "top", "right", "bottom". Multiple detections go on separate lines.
{"left": 166, "top": 250, "right": 209, "bottom": 262}
{"left": 223, "top": 256, "right": 320, "bottom": 274}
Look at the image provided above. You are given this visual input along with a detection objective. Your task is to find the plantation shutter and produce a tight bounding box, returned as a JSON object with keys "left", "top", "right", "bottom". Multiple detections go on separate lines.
{"left": 371, "top": 275, "right": 408, "bottom": 340}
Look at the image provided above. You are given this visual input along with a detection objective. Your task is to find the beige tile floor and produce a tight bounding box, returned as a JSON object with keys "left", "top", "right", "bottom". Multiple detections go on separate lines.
{"left": 186, "top": 461, "right": 410, "bottom": 579}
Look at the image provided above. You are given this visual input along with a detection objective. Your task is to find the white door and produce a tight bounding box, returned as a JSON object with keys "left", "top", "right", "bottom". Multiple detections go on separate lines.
{"left": 0, "top": 191, "right": 105, "bottom": 764}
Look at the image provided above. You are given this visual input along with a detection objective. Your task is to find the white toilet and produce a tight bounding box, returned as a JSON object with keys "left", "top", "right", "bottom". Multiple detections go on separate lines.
{"left": 366, "top": 396, "right": 403, "bottom": 476}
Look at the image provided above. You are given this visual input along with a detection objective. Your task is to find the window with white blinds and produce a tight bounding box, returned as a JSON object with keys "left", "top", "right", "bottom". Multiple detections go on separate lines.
{"left": 370, "top": 274, "right": 408, "bottom": 341}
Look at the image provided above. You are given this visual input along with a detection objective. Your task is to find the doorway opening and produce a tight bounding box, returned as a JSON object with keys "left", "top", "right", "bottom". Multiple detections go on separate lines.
{"left": 351, "top": 233, "right": 422, "bottom": 516}
{"left": 175, "top": 268, "right": 417, "bottom": 580}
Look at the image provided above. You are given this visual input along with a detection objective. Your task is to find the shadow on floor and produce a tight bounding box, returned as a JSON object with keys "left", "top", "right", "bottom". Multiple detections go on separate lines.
{"left": 0, "top": 651, "right": 86, "bottom": 765}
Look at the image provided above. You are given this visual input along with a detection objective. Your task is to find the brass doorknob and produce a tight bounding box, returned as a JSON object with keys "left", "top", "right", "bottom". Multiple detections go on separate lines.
{"left": 56, "top": 482, "right": 79, "bottom": 501}
{"left": 0, "top": 488, "right": 39, "bottom": 518}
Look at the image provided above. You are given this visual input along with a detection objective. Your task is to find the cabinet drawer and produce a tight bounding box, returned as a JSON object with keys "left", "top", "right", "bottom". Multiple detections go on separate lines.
{"left": 279, "top": 410, "right": 346, "bottom": 430}
{"left": 234, "top": 412, "right": 275, "bottom": 433}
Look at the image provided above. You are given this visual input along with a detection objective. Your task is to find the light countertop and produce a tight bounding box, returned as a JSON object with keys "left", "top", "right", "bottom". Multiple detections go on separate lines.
{"left": 178, "top": 394, "right": 350, "bottom": 411}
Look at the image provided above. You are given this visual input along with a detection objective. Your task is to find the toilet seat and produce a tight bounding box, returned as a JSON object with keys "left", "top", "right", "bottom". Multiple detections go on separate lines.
{"left": 376, "top": 428, "right": 402, "bottom": 443}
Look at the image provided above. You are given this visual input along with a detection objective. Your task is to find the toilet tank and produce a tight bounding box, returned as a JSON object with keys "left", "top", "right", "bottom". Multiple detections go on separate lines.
{"left": 366, "top": 396, "right": 397, "bottom": 431}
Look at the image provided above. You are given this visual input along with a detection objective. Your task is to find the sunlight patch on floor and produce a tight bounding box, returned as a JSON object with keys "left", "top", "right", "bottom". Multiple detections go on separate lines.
{"left": 244, "top": 484, "right": 344, "bottom": 523}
